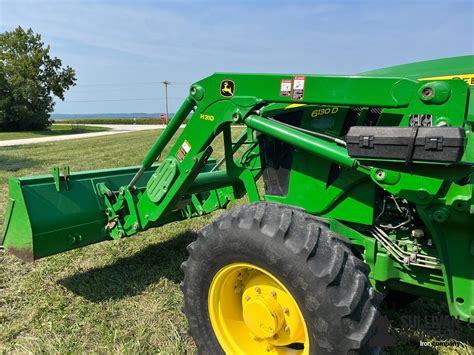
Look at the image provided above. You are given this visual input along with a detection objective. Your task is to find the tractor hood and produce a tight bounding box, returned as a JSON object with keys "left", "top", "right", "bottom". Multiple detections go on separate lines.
{"left": 358, "top": 55, "right": 474, "bottom": 86}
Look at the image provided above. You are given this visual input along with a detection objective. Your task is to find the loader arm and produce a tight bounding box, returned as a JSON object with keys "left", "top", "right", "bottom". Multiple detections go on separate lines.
{"left": 106, "top": 73, "right": 424, "bottom": 235}
{"left": 2, "top": 72, "right": 427, "bottom": 259}
{"left": 3, "top": 55, "right": 474, "bottom": 322}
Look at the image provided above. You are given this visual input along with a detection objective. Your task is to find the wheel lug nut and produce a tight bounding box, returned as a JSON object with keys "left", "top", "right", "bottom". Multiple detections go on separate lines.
{"left": 270, "top": 290, "right": 276, "bottom": 298}
{"left": 283, "top": 307, "right": 289, "bottom": 315}
{"left": 245, "top": 295, "right": 251, "bottom": 301}
{"left": 255, "top": 286, "right": 261, "bottom": 293}
{"left": 284, "top": 325, "right": 290, "bottom": 332}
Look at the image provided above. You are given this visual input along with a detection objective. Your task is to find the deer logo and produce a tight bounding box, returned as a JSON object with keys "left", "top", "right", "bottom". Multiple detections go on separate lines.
{"left": 220, "top": 80, "right": 235, "bottom": 97}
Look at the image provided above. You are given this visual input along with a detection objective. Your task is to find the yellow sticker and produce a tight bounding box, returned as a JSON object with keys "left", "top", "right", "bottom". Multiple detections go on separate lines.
{"left": 284, "top": 104, "right": 307, "bottom": 110}
{"left": 418, "top": 74, "right": 474, "bottom": 86}
{"left": 176, "top": 140, "right": 191, "bottom": 162}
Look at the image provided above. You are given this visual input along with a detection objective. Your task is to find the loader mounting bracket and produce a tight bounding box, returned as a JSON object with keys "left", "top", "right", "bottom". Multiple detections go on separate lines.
{"left": 52, "top": 165, "right": 70, "bottom": 192}
{"left": 97, "top": 183, "right": 140, "bottom": 240}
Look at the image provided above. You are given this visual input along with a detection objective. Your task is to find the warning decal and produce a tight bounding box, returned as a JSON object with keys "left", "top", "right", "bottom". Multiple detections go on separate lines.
{"left": 280, "top": 79, "right": 292, "bottom": 97}
{"left": 292, "top": 76, "right": 305, "bottom": 100}
{"left": 176, "top": 140, "right": 191, "bottom": 162}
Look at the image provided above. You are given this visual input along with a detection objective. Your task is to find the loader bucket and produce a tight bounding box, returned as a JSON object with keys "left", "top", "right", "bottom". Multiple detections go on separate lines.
{"left": 1, "top": 166, "right": 157, "bottom": 262}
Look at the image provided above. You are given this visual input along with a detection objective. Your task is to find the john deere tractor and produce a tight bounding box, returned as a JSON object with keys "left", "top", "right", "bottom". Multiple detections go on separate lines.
{"left": 2, "top": 55, "right": 473, "bottom": 353}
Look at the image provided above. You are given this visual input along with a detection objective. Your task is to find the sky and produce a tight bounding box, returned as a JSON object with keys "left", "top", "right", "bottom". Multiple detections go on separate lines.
{"left": 0, "top": 0, "right": 473, "bottom": 114}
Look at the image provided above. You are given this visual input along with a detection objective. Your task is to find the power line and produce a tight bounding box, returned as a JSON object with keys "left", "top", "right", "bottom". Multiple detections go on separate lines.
{"left": 73, "top": 81, "right": 192, "bottom": 87}
{"left": 69, "top": 86, "right": 190, "bottom": 94}
{"left": 60, "top": 97, "right": 183, "bottom": 103}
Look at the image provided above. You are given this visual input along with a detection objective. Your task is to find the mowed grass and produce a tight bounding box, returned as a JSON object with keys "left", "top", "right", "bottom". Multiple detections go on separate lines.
{"left": 0, "top": 129, "right": 472, "bottom": 354}
{"left": 0, "top": 124, "right": 110, "bottom": 141}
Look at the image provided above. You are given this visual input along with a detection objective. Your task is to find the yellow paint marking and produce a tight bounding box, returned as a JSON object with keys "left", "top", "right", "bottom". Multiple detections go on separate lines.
{"left": 418, "top": 74, "right": 474, "bottom": 86}
{"left": 284, "top": 104, "right": 307, "bottom": 110}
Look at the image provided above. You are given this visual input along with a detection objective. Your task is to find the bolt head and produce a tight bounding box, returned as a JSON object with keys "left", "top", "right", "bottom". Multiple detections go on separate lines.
{"left": 255, "top": 286, "right": 261, "bottom": 293}
{"left": 283, "top": 307, "right": 289, "bottom": 315}
{"left": 245, "top": 295, "right": 251, "bottom": 301}
{"left": 270, "top": 291, "right": 277, "bottom": 298}
{"left": 284, "top": 325, "right": 290, "bottom": 332}
{"left": 422, "top": 87, "right": 434, "bottom": 98}
{"left": 232, "top": 112, "right": 241, "bottom": 122}
{"left": 375, "top": 169, "right": 386, "bottom": 180}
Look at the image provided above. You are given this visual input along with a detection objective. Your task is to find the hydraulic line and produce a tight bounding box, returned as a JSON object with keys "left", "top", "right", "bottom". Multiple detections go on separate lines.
{"left": 267, "top": 117, "right": 347, "bottom": 147}
{"left": 245, "top": 114, "right": 357, "bottom": 170}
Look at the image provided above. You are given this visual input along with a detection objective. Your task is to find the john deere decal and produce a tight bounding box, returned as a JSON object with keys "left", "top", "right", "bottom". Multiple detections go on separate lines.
{"left": 220, "top": 80, "right": 235, "bottom": 97}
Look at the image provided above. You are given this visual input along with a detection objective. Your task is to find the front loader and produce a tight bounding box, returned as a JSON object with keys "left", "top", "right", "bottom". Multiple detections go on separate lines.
{"left": 2, "top": 55, "right": 474, "bottom": 353}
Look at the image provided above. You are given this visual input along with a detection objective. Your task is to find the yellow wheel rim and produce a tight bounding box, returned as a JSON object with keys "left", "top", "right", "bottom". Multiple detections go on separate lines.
{"left": 208, "top": 263, "right": 310, "bottom": 354}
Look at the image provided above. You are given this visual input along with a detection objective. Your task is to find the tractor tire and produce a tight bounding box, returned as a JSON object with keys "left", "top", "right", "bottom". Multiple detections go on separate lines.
{"left": 181, "top": 202, "right": 382, "bottom": 354}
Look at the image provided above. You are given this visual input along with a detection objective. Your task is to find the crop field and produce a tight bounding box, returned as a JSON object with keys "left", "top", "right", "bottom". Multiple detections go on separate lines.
{"left": 0, "top": 125, "right": 110, "bottom": 141}
{"left": 0, "top": 129, "right": 472, "bottom": 354}
{"left": 58, "top": 118, "right": 172, "bottom": 125}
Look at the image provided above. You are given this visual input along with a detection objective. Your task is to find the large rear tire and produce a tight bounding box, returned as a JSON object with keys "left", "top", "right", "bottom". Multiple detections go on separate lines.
{"left": 181, "top": 203, "right": 381, "bottom": 354}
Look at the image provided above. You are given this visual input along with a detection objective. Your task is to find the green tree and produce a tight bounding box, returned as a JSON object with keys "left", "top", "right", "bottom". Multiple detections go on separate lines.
{"left": 0, "top": 26, "right": 76, "bottom": 131}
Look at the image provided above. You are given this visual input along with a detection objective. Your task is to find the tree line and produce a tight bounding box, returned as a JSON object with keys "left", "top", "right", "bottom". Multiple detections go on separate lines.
{"left": 0, "top": 26, "right": 76, "bottom": 131}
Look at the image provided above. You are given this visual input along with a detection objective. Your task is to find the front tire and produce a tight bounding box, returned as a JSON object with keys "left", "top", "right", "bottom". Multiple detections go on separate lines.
{"left": 181, "top": 203, "right": 381, "bottom": 354}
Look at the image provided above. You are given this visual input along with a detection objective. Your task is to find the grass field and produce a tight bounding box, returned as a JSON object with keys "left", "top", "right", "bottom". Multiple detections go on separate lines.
{"left": 0, "top": 124, "right": 110, "bottom": 141}
{"left": 0, "top": 130, "right": 472, "bottom": 354}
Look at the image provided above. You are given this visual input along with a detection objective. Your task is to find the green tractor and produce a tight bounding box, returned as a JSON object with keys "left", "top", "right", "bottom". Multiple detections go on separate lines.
{"left": 2, "top": 55, "right": 473, "bottom": 353}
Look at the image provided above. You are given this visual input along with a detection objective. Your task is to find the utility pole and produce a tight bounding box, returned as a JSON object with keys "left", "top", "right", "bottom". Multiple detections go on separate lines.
{"left": 162, "top": 80, "right": 170, "bottom": 125}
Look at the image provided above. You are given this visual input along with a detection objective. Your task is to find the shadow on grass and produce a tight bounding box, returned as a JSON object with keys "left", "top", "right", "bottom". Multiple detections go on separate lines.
{"left": 382, "top": 299, "right": 473, "bottom": 354}
{"left": 59, "top": 229, "right": 472, "bottom": 352}
{"left": 0, "top": 155, "right": 44, "bottom": 171}
{"left": 59, "top": 230, "right": 197, "bottom": 302}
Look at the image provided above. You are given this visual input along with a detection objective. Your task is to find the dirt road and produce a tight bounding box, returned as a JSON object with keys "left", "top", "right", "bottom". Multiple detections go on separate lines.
{"left": 0, "top": 124, "right": 167, "bottom": 147}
